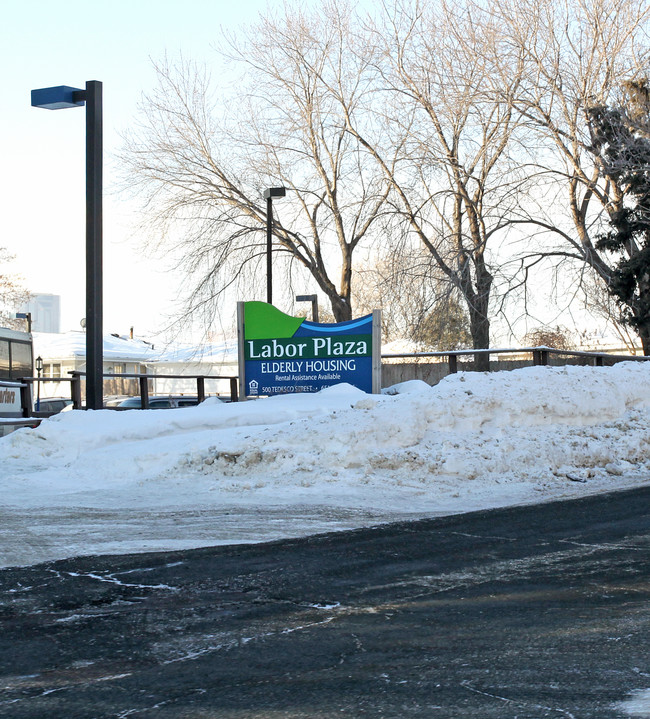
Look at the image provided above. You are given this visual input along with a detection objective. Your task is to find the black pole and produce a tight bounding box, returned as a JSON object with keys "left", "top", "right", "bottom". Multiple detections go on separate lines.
{"left": 85, "top": 80, "right": 103, "bottom": 410}
{"left": 36, "top": 365, "right": 42, "bottom": 412}
{"left": 266, "top": 195, "right": 273, "bottom": 305}
{"left": 296, "top": 294, "right": 319, "bottom": 322}
{"left": 263, "top": 187, "right": 285, "bottom": 306}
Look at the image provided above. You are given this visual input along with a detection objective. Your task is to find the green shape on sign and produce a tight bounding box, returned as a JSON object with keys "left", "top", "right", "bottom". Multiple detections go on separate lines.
{"left": 244, "top": 301, "right": 304, "bottom": 339}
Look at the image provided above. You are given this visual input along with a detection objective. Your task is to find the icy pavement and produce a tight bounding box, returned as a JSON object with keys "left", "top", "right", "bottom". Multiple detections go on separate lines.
{"left": 0, "top": 504, "right": 439, "bottom": 568}
{"left": 618, "top": 689, "right": 650, "bottom": 717}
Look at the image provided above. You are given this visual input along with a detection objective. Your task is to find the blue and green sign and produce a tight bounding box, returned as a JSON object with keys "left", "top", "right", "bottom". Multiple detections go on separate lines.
{"left": 237, "top": 302, "right": 380, "bottom": 397}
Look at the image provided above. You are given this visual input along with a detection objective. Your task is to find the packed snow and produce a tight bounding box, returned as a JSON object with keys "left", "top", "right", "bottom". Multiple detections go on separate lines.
{"left": 618, "top": 689, "right": 650, "bottom": 718}
{"left": 1, "top": 362, "right": 649, "bottom": 568}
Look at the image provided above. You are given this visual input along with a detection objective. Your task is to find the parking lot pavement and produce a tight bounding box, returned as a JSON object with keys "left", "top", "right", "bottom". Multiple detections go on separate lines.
{"left": 1, "top": 485, "right": 649, "bottom": 718}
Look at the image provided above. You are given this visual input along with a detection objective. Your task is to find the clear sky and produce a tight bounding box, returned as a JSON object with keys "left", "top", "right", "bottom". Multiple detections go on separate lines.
{"left": 0, "top": 0, "right": 275, "bottom": 340}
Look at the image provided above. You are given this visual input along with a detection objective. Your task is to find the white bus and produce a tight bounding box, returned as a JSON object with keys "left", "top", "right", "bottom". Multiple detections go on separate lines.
{"left": 0, "top": 327, "right": 34, "bottom": 435}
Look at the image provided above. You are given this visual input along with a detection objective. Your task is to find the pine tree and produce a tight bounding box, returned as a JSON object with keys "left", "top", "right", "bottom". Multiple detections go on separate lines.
{"left": 588, "top": 80, "right": 650, "bottom": 354}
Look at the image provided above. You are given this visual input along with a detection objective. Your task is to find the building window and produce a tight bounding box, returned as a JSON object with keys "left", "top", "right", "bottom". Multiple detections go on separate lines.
{"left": 0, "top": 341, "right": 9, "bottom": 378}
{"left": 44, "top": 363, "right": 62, "bottom": 378}
{"left": 11, "top": 342, "right": 33, "bottom": 380}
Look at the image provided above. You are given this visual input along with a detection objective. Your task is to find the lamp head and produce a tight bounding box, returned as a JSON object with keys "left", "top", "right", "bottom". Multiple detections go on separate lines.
{"left": 31, "top": 85, "right": 85, "bottom": 110}
{"left": 263, "top": 187, "right": 287, "bottom": 199}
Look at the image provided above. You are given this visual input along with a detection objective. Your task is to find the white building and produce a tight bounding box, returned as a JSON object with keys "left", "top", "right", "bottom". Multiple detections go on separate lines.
{"left": 33, "top": 332, "right": 157, "bottom": 400}
{"left": 150, "top": 340, "right": 238, "bottom": 398}
{"left": 32, "top": 332, "right": 238, "bottom": 401}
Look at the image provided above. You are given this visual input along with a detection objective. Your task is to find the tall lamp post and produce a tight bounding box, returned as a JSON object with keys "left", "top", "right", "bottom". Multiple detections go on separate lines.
{"left": 35, "top": 355, "right": 43, "bottom": 412}
{"left": 31, "top": 81, "right": 104, "bottom": 410}
{"left": 263, "top": 187, "right": 286, "bottom": 305}
{"left": 15, "top": 312, "right": 32, "bottom": 333}
{"left": 296, "top": 294, "right": 319, "bottom": 322}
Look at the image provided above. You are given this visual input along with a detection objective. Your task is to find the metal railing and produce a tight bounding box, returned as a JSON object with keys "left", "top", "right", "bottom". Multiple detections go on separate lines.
{"left": 18, "top": 375, "right": 79, "bottom": 415}
{"left": 381, "top": 346, "right": 650, "bottom": 373}
{"left": 13, "top": 372, "right": 239, "bottom": 415}
{"left": 68, "top": 371, "right": 239, "bottom": 409}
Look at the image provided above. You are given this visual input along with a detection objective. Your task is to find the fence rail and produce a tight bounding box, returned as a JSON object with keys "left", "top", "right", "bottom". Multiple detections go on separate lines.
{"left": 5, "top": 346, "right": 649, "bottom": 420}
{"left": 14, "top": 372, "right": 239, "bottom": 414}
{"left": 381, "top": 346, "right": 650, "bottom": 374}
{"left": 68, "top": 371, "right": 239, "bottom": 409}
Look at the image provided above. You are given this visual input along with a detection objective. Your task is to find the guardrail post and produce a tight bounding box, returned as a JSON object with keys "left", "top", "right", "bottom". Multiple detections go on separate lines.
{"left": 533, "top": 350, "right": 549, "bottom": 366}
{"left": 19, "top": 381, "right": 32, "bottom": 418}
{"left": 196, "top": 376, "right": 205, "bottom": 403}
{"left": 230, "top": 376, "right": 239, "bottom": 402}
{"left": 595, "top": 356, "right": 604, "bottom": 367}
{"left": 71, "top": 373, "right": 83, "bottom": 409}
{"left": 448, "top": 355, "right": 458, "bottom": 374}
{"left": 139, "top": 376, "right": 150, "bottom": 409}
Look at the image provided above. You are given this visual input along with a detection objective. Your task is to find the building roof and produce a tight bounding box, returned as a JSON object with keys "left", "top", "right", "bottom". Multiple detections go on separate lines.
{"left": 153, "top": 339, "right": 238, "bottom": 365}
{"left": 32, "top": 332, "right": 239, "bottom": 365}
{"left": 33, "top": 332, "right": 158, "bottom": 363}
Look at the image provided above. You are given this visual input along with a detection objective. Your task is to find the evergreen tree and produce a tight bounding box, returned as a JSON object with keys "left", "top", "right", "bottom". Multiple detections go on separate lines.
{"left": 588, "top": 80, "right": 650, "bottom": 353}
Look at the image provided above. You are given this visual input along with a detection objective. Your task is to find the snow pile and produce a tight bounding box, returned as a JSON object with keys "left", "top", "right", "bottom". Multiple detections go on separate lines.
{"left": 3, "top": 361, "right": 650, "bottom": 498}
{"left": 1, "top": 362, "right": 649, "bottom": 565}
{"left": 617, "top": 689, "right": 650, "bottom": 717}
{"left": 170, "top": 363, "right": 650, "bottom": 495}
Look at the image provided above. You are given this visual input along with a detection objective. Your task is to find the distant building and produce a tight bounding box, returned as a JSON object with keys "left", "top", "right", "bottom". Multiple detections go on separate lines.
{"left": 139, "top": 339, "right": 238, "bottom": 397}
{"left": 21, "top": 294, "right": 61, "bottom": 333}
{"left": 32, "top": 331, "right": 157, "bottom": 400}
{"left": 32, "top": 332, "right": 238, "bottom": 400}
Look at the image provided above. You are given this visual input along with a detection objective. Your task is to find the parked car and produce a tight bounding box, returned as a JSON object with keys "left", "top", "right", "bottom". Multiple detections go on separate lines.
{"left": 34, "top": 397, "right": 73, "bottom": 414}
{"left": 116, "top": 395, "right": 201, "bottom": 409}
{"left": 104, "top": 395, "right": 132, "bottom": 408}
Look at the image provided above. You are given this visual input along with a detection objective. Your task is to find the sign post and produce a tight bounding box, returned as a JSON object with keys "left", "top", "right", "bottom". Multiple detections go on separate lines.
{"left": 237, "top": 302, "right": 381, "bottom": 399}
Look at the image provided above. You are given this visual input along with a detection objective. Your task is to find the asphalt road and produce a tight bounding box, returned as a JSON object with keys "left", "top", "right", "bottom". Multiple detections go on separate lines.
{"left": 1, "top": 486, "right": 649, "bottom": 718}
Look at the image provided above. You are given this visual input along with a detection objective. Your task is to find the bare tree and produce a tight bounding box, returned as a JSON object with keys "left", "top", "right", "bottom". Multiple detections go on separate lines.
{"left": 352, "top": 244, "right": 471, "bottom": 348}
{"left": 120, "top": 1, "right": 393, "bottom": 328}
{"left": 352, "top": 243, "right": 438, "bottom": 341}
{"left": 579, "top": 268, "right": 642, "bottom": 352}
{"left": 522, "top": 325, "right": 574, "bottom": 350}
{"left": 0, "top": 249, "right": 31, "bottom": 330}
{"left": 494, "top": 0, "right": 650, "bottom": 345}
{"left": 124, "top": 0, "right": 648, "bottom": 350}
{"left": 341, "top": 0, "right": 528, "bottom": 367}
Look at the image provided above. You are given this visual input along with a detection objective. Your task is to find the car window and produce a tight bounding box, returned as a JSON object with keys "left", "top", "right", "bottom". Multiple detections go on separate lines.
{"left": 38, "top": 399, "right": 68, "bottom": 412}
{"left": 149, "top": 399, "right": 173, "bottom": 408}
{"left": 119, "top": 398, "right": 142, "bottom": 408}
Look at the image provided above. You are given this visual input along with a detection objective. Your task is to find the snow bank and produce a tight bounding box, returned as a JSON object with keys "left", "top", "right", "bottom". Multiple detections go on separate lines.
{"left": 3, "top": 362, "right": 649, "bottom": 504}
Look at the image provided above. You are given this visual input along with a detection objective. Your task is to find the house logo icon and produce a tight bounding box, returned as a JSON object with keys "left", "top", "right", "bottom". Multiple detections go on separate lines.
{"left": 248, "top": 379, "right": 259, "bottom": 396}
